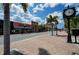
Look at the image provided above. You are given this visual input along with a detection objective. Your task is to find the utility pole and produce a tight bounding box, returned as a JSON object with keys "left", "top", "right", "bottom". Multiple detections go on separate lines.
{"left": 3, "top": 3, "right": 10, "bottom": 55}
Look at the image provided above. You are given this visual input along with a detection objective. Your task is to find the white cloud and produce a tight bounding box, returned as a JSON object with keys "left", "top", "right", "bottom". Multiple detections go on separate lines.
{"left": 48, "top": 3, "right": 58, "bottom": 8}
{"left": 11, "top": 3, "right": 27, "bottom": 17}
{"left": 26, "top": 10, "right": 34, "bottom": 18}
{"left": 33, "top": 5, "right": 44, "bottom": 13}
{"left": 32, "top": 16, "right": 42, "bottom": 22}
{"left": 11, "top": 15, "right": 28, "bottom": 23}
{"left": 47, "top": 11, "right": 62, "bottom": 19}
{"left": 10, "top": 4, "right": 29, "bottom": 23}
{"left": 40, "top": 18, "right": 47, "bottom": 24}
{"left": 22, "top": 9, "right": 43, "bottom": 24}
{"left": 28, "top": 3, "right": 34, "bottom": 7}
{"left": 11, "top": 4, "right": 25, "bottom": 13}
{"left": 32, "top": 3, "right": 58, "bottom": 13}
{"left": 10, "top": 17, "right": 14, "bottom": 21}
{"left": 58, "top": 19, "right": 64, "bottom": 23}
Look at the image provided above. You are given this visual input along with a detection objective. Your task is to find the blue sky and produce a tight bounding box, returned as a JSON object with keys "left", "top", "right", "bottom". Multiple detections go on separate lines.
{"left": 0, "top": 3, "right": 79, "bottom": 29}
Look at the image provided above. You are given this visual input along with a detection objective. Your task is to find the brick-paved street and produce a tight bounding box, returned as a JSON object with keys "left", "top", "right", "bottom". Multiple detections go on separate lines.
{"left": 0, "top": 31, "right": 79, "bottom": 55}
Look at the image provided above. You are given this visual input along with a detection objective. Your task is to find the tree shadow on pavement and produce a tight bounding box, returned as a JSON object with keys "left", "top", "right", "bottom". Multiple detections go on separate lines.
{"left": 38, "top": 48, "right": 51, "bottom": 55}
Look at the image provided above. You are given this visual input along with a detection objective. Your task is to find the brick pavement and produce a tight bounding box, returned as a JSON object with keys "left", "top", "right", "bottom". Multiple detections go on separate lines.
{"left": 0, "top": 31, "right": 79, "bottom": 55}
{"left": 10, "top": 31, "right": 79, "bottom": 55}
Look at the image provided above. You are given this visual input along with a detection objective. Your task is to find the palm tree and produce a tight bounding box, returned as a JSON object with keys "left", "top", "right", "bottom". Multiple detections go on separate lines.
{"left": 47, "top": 15, "right": 58, "bottom": 24}
{"left": 3, "top": 3, "right": 28, "bottom": 55}
{"left": 53, "top": 16, "right": 58, "bottom": 35}
{"left": 47, "top": 15, "right": 58, "bottom": 35}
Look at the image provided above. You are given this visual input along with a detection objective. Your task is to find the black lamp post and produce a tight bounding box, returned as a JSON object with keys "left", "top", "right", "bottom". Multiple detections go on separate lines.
{"left": 67, "top": 17, "right": 72, "bottom": 43}
{"left": 63, "top": 5, "right": 76, "bottom": 43}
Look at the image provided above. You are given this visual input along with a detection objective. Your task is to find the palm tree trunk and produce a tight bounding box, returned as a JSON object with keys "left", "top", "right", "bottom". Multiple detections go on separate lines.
{"left": 51, "top": 24, "right": 53, "bottom": 36}
{"left": 3, "top": 3, "right": 10, "bottom": 55}
{"left": 56, "top": 24, "right": 58, "bottom": 35}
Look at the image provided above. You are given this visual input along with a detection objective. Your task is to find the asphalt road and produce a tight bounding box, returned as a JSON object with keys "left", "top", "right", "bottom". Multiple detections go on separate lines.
{"left": 0, "top": 31, "right": 50, "bottom": 46}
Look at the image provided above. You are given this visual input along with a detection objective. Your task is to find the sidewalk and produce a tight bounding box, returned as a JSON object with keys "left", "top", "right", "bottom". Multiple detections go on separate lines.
{"left": 0, "top": 31, "right": 79, "bottom": 55}
{"left": 10, "top": 31, "right": 79, "bottom": 55}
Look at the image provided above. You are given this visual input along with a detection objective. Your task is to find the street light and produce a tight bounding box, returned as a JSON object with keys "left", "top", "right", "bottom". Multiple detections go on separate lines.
{"left": 63, "top": 5, "right": 76, "bottom": 43}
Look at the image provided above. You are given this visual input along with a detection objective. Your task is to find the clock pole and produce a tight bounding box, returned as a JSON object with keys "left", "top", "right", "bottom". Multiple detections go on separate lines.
{"left": 67, "top": 18, "right": 72, "bottom": 43}
{"left": 67, "top": 6, "right": 72, "bottom": 43}
{"left": 63, "top": 5, "right": 76, "bottom": 43}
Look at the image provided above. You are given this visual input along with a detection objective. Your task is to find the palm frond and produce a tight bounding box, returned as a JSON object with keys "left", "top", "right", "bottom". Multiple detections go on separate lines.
{"left": 21, "top": 3, "right": 28, "bottom": 12}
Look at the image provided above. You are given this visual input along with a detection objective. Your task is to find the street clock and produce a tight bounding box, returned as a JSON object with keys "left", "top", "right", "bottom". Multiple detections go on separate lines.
{"left": 63, "top": 7, "right": 76, "bottom": 18}
{"left": 63, "top": 6, "right": 76, "bottom": 43}
{"left": 64, "top": 9, "right": 75, "bottom": 16}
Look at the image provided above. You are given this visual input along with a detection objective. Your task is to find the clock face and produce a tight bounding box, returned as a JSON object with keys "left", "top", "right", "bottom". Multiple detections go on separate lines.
{"left": 64, "top": 9, "right": 75, "bottom": 16}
